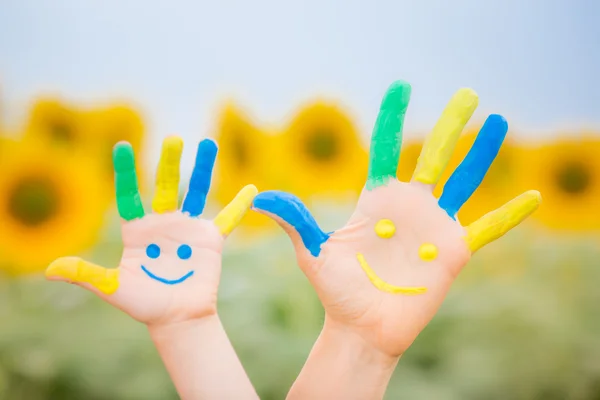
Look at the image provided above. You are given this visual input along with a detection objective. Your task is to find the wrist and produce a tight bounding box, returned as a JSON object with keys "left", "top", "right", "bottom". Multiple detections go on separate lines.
{"left": 147, "top": 313, "right": 221, "bottom": 342}
{"left": 321, "top": 318, "right": 400, "bottom": 371}
{"left": 287, "top": 318, "right": 399, "bottom": 400}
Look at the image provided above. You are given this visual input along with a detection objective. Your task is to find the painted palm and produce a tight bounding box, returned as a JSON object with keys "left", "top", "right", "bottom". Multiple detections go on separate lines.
{"left": 45, "top": 137, "right": 257, "bottom": 324}
{"left": 252, "top": 81, "right": 541, "bottom": 357}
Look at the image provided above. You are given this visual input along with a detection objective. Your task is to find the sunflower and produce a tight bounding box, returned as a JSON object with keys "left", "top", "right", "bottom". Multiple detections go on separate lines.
{"left": 0, "top": 140, "right": 109, "bottom": 274}
{"left": 432, "top": 126, "right": 522, "bottom": 225}
{"left": 24, "top": 99, "right": 146, "bottom": 191}
{"left": 280, "top": 101, "right": 368, "bottom": 200}
{"left": 521, "top": 136, "right": 600, "bottom": 231}
{"left": 85, "top": 104, "right": 146, "bottom": 191}
{"left": 24, "top": 98, "right": 84, "bottom": 147}
{"left": 212, "top": 103, "right": 277, "bottom": 230}
{"left": 397, "top": 139, "right": 423, "bottom": 182}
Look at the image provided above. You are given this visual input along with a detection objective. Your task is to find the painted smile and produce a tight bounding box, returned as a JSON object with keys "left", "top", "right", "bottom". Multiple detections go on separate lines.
{"left": 356, "top": 253, "right": 427, "bottom": 295}
{"left": 141, "top": 265, "right": 194, "bottom": 285}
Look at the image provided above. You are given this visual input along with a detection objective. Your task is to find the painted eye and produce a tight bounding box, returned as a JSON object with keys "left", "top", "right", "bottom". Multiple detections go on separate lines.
{"left": 419, "top": 243, "right": 438, "bottom": 261}
{"left": 146, "top": 244, "right": 161, "bottom": 259}
{"left": 375, "top": 219, "right": 396, "bottom": 239}
{"left": 177, "top": 244, "right": 192, "bottom": 260}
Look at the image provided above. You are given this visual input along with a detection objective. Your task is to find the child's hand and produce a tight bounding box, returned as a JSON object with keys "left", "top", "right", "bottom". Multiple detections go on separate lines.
{"left": 46, "top": 137, "right": 256, "bottom": 325}
{"left": 253, "top": 81, "right": 541, "bottom": 360}
{"left": 46, "top": 137, "right": 260, "bottom": 400}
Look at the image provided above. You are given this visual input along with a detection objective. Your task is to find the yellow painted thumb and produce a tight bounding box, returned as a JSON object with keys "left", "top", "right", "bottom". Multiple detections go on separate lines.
{"left": 46, "top": 257, "right": 120, "bottom": 295}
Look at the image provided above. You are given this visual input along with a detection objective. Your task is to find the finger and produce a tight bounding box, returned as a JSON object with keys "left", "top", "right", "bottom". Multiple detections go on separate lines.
{"left": 152, "top": 136, "right": 184, "bottom": 213}
{"left": 182, "top": 139, "right": 218, "bottom": 217}
{"left": 114, "top": 142, "right": 145, "bottom": 220}
{"left": 464, "top": 190, "right": 541, "bottom": 253}
{"left": 366, "top": 80, "right": 411, "bottom": 189}
{"left": 412, "top": 88, "right": 479, "bottom": 186}
{"left": 45, "top": 257, "right": 119, "bottom": 296}
{"left": 252, "top": 191, "right": 329, "bottom": 257}
{"left": 438, "top": 114, "right": 508, "bottom": 219}
{"left": 213, "top": 184, "right": 258, "bottom": 236}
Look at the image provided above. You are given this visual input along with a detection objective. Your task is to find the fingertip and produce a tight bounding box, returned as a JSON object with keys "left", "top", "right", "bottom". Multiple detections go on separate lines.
{"left": 526, "top": 189, "right": 542, "bottom": 206}
{"left": 380, "top": 80, "right": 412, "bottom": 110}
{"left": 163, "top": 135, "right": 184, "bottom": 151}
{"left": 454, "top": 87, "right": 479, "bottom": 103}
{"left": 243, "top": 184, "right": 259, "bottom": 197}
{"left": 45, "top": 256, "right": 78, "bottom": 279}
{"left": 198, "top": 138, "right": 218, "bottom": 154}
{"left": 252, "top": 190, "right": 298, "bottom": 211}
{"left": 486, "top": 114, "right": 508, "bottom": 131}
{"left": 112, "top": 142, "right": 135, "bottom": 171}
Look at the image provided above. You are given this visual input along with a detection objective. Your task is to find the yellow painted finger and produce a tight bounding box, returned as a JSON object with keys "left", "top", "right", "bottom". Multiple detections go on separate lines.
{"left": 45, "top": 257, "right": 119, "bottom": 295}
{"left": 464, "top": 190, "right": 541, "bottom": 253}
{"left": 412, "top": 88, "right": 479, "bottom": 184}
{"left": 213, "top": 184, "right": 258, "bottom": 235}
{"left": 152, "top": 136, "right": 184, "bottom": 213}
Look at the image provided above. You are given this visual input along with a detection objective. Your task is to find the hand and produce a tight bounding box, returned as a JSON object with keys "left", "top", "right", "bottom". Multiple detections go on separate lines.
{"left": 46, "top": 137, "right": 257, "bottom": 326}
{"left": 252, "top": 80, "right": 541, "bottom": 358}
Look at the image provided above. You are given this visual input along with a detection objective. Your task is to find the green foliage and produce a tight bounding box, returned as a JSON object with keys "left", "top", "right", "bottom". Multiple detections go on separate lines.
{"left": 1, "top": 210, "right": 600, "bottom": 399}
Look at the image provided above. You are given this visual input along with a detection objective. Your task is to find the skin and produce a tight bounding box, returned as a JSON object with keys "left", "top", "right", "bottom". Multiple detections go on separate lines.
{"left": 252, "top": 80, "right": 541, "bottom": 400}
{"left": 46, "top": 137, "right": 259, "bottom": 400}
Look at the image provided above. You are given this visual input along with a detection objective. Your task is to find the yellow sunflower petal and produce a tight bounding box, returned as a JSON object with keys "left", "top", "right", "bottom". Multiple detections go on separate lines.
{"left": 0, "top": 140, "right": 110, "bottom": 274}
{"left": 281, "top": 101, "right": 368, "bottom": 199}
{"left": 211, "top": 103, "right": 276, "bottom": 231}
{"left": 24, "top": 98, "right": 83, "bottom": 147}
{"left": 519, "top": 135, "right": 600, "bottom": 231}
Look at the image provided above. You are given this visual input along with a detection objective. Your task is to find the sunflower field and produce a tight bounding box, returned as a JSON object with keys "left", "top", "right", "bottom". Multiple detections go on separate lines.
{"left": 0, "top": 94, "right": 600, "bottom": 399}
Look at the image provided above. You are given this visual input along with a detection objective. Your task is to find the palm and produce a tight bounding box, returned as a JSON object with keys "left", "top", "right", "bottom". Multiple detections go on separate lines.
{"left": 108, "top": 214, "right": 222, "bottom": 323}
{"left": 46, "top": 137, "right": 256, "bottom": 325}
{"left": 253, "top": 80, "right": 540, "bottom": 357}
{"left": 310, "top": 181, "right": 469, "bottom": 355}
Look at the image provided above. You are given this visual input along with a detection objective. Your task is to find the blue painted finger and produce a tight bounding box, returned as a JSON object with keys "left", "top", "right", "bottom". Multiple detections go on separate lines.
{"left": 252, "top": 191, "right": 330, "bottom": 257}
{"left": 438, "top": 114, "right": 508, "bottom": 219}
{"left": 182, "top": 139, "right": 218, "bottom": 217}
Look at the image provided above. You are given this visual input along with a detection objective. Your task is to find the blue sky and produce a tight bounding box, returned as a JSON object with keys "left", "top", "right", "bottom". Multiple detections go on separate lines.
{"left": 0, "top": 0, "right": 598, "bottom": 169}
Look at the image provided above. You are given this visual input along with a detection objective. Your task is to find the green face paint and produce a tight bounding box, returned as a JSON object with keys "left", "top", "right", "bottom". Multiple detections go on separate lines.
{"left": 366, "top": 81, "right": 412, "bottom": 190}
{"left": 113, "top": 142, "right": 145, "bottom": 220}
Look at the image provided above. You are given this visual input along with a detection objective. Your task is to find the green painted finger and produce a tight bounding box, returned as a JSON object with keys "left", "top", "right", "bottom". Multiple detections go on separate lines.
{"left": 113, "top": 142, "right": 145, "bottom": 220}
{"left": 366, "top": 81, "right": 412, "bottom": 190}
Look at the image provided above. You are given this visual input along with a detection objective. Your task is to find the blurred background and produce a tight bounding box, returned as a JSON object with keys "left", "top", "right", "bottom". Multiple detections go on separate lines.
{"left": 0, "top": 0, "right": 599, "bottom": 398}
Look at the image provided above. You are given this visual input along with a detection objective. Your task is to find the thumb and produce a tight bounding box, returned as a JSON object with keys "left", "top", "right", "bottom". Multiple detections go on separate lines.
{"left": 252, "top": 191, "right": 329, "bottom": 259}
{"left": 46, "top": 257, "right": 120, "bottom": 297}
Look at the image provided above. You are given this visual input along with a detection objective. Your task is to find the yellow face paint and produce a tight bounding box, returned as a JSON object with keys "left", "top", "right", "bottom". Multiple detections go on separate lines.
{"left": 413, "top": 88, "right": 479, "bottom": 185}
{"left": 375, "top": 219, "right": 396, "bottom": 238}
{"left": 356, "top": 253, "right": 427, "bottom": 295}
{"left": 464, "top": 190, "right": 541, "bottom": 253}
{"left": 418, "top": 243, "right": 438, "bottom": 261}
{"left": 213, "top": 184, "right": 258, "bottom": 235}
{"left": 152, "top": 136, "right": 184, "bottom": 213}
{"left": 45, "top": 257, "right": 119, "bottom": 295}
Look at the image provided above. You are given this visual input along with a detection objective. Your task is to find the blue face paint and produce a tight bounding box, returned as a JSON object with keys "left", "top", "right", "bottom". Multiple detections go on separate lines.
{"left": 252, "top": 191, "right": 330, "bottom": 257}
{"left": 146, "top": 244, "right": 161, "bottom": 259}
{"left": 142, "top": 243, "right": 194, "bottom": 285}
{"left": 177, "top": 244, "right": 192, "bottom": 260}
{"left": 438, "top": 114, "right": 508, "bottom": 219}
{"left": 182, "top": 139, "right": 218, "bottom": 217}
{"left": 141, "top": 266, "right": 195, "bottom": 285}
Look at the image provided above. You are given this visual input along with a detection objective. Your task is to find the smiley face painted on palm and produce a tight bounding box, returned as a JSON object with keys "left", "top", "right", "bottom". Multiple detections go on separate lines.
{"left": 252, "top": 81, "right": 541, "bottom": 296}
{"left": 142, "top": 242, "right": 194, "bottom": 284}
{"left": 44, "top": 136, "right": 258, "bottom": 311}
